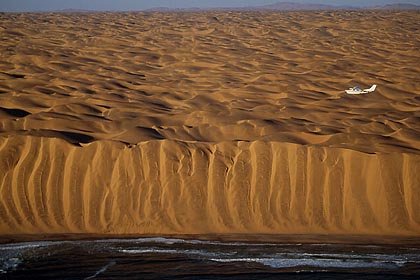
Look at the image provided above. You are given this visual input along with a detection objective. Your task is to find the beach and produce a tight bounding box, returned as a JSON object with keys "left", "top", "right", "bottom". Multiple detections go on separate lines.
{"left": 0, "top": 10, "right": 419, "bottom": 238}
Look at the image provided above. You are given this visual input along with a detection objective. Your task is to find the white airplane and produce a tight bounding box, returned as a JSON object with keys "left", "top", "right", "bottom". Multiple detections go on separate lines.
{"left": 345, "top": 84, "right": 377, "bottom": 95}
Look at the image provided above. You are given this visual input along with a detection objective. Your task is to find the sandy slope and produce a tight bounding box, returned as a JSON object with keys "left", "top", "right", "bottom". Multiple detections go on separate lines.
{"left": 0, "top": 11, "right": 419, "bottom": 236}
{"left": 1, "top": 136, "right": 419, "bottom": 235}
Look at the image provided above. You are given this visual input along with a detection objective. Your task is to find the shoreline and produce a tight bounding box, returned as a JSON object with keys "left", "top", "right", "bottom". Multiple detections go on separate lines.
{"left": 1, "top": 233, "right": 420, "bottom": 247}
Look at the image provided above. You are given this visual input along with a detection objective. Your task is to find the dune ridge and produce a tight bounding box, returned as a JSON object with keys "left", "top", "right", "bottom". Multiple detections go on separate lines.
{"left": 0, "top": 135, "right": 419, "bottom": 235}
{"left": 0, "top": 11, "right": 419, "bottom": 237}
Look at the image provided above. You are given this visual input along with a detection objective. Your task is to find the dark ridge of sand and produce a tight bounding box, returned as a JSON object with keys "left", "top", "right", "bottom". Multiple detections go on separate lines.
{"left": 1, "top": 233, "right": 420, "bottom": 247}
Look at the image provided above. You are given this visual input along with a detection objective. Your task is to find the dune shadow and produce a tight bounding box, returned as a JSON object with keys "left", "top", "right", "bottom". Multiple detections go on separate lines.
{"left": 57, "top": 130, "right": 96, "bottom": 144}
{"left": 0, "top": 107, "right": 31, "bottom": 118}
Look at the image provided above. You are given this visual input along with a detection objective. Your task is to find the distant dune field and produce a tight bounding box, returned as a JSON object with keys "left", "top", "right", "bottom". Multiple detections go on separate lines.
{"left": 0, "top": 11, "right": 419, "bottom": 237}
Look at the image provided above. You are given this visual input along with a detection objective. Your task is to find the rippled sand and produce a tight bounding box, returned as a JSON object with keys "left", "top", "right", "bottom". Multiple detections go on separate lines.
{"left": 0, "top": 11, "right": 419, "bottom": 236}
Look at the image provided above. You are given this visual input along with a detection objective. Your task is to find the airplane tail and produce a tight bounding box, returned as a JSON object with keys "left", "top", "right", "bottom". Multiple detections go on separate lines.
{"left": 366, "top": 84, "right": 377, "bottom": 92}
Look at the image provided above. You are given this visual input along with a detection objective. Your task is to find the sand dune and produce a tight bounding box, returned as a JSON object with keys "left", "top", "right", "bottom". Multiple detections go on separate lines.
{"left": 0, "top": 11, "right": 419, "bottom": 236}
{"left": 0, "top": 136, "right": 419, "bottom": 235}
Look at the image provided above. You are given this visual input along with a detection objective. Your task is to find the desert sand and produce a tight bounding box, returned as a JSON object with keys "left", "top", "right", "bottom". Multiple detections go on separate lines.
{"left": 0, "top": 11, "right": 419, "bottom": 237}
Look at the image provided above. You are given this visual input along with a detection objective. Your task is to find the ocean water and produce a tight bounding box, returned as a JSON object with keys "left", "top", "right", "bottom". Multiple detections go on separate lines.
{"left": 1, "top": 237, "right": 420, "bottom": 279}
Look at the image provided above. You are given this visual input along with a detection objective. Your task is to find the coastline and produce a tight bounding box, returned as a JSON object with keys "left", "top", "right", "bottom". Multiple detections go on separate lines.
{"left": 1, "top": 233, "right": 420, "bottom": 247}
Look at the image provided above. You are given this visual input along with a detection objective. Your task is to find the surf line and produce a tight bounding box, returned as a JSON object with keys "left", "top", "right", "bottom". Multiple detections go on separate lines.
{"left": 84, "top": 261, "right": 116, "bottom": 280}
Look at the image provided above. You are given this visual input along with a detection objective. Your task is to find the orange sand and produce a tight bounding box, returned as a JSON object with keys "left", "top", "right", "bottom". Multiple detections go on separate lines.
{"left": 0, "top": 11, "right": 419, "bottom": 237}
